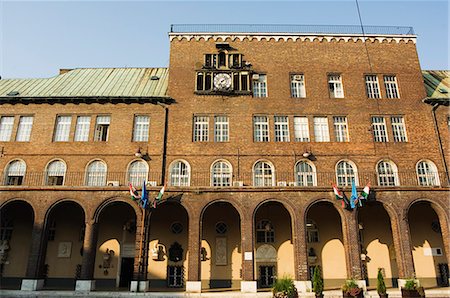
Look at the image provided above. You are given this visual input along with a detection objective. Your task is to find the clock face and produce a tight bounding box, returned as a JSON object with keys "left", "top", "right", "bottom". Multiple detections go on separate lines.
{"left": 213, "top": 73, "right": 232, "bottom": 90}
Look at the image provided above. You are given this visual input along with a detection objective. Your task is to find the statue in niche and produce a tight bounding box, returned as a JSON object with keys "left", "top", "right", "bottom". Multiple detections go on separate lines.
{"left": 168, "top": 242, "right": 183, "bottom": 262}
{"left": 102, "top": 248, "right": 115, "bottom": 269}
{"left": 200, "top": 247, "right": 208, "bottom": 261}
{"left": 152, "top": 241, "right": 166, "bottom": 261}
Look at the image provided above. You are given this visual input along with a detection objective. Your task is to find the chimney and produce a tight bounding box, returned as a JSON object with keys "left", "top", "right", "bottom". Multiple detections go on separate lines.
{"left": 59, "top": 69, "right": 73, "bottom": 75}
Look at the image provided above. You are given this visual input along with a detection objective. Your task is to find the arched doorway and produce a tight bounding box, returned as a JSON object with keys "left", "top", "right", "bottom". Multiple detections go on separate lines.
{"left": 306, "top": 201, "right": 346, "bottom": 289}
{"left": 94, "top": 201, "right": 136, "bottom": 290}
{"left": 409, "top": 201, "right": 448, "bottom": 287}
{"left": 148, "top": 202, "right": 188, "bottom": 289}
{"left": 254, "top": 201, "right": 294, "bottom": 288}
{"left": 358, "top": 202, "right": 398, "bottom": 288}
{"left": 0, "top": 200, "right": 34, "bottom": 289}
{"left": 200, "top": 201, "right": 241, "bottom": 290}
{"left": 43, "top": 201, "right": 85, "bottom": 289}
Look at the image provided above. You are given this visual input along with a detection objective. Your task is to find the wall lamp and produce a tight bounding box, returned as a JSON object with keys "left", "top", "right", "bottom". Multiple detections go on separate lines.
{"left": 135, "top": 147, "right": 150, "bottom": 161}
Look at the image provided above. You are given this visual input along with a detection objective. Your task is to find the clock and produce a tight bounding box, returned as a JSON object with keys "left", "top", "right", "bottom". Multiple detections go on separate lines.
{"left": 213, "top": 73, "right": 232, "bottom": 90}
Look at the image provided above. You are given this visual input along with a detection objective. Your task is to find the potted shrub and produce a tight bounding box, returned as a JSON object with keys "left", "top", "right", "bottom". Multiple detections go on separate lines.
{"left": 272, "top": 276, "right": 298, "bottom": 298}
{"left": 342, "top": 279, "right": 363, "bottom": 298}
{"left": 377, "top": 268, "right": 388, "bottom": 298}
{"left": 312, "top": 265, "right": 324, "bottom": 298}
{"left": 401, "top": 279, "right": 425, "bottom": 298}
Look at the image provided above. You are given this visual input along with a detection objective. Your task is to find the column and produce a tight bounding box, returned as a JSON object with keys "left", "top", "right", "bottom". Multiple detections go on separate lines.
{"left": 75, "top": 221, "right": 98, "bottom": 291}
{"left": 186, "top": 209, "right": 201, "bottom": 293}
{"left": 240, "top": 213, "right": 256, "bottom": 293}
{"left": 130, "top": 209, "right": 148, "bottom": 292}
{"left": 21, "top": 213, "right": 46, "bottom": 291}
{"left": 293, "top": 206, "right": 311, "bottom": 293}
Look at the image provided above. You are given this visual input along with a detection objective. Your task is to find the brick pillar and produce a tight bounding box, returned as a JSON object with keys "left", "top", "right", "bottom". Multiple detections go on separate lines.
{"left": 21, "top": 213, "right": 47, "bottom": 290}
{"left": 293, "top": 207, "right": 308, "bottom": 281}
{"left": 435, "top": 207, "right": 450, "bottom": 268}
{"left": 79, "top": 221, "right": 98, "bottom": 279}
{"left": 342, "top": 210, "right": 363, "bottom": 279}
{"left": 241, "top": 213, "right": 254, "bottom": 281}
{"left": 186, "top": 208, "right": 201, "bottom": 293}
{"left": 391, "top": 209, "right": 415, "bottom": 279}
{"left": 131, "top": 208, "right": 146, "bottom": 292}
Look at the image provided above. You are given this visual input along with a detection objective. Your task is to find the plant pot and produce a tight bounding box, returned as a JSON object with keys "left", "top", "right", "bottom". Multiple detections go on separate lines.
{"left": 342, "top": 291, "right": 364, "bottom": 298}
{"left": 379, "top": 294, "right": 389, "bottom": 298}
{"left": 401, "top": 289, "right": 424, "bottom": 298}
{"left": 315, "top": 294, "right": 324, "bottom": 298}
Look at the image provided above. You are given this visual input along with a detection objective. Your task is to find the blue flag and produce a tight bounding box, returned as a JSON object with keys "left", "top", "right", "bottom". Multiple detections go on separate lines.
{"left": 350, "top": 180, "right": 358, "bottom": 209}
{"left": 141, "top": 180, "right": 148, "bottom": 209}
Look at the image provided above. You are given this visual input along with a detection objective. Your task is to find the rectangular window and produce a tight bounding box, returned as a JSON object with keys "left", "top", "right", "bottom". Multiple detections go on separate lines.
{"left": 94, "top": 115, "right": 110, "bottom": 142}
{"left": 253, "top": 74, "right": 267, "bottom": 97}
{"left": 167, "top": 265, "right": 184, "bottom": 287}
{"left": 54, "top": 115, "right": 72, "bottom": 142}
{"left": 133, "top": 115, "right": 150, "bottom": 142}
{"left": 328, "top": 74, "right": 344, "bottom": 98}
{"left": 294, "top": 117, "right": 310, "bottom": 142}
{"left": 214, "top": 115, "right": 229, "bottom": 142}
{"left": 254, "top": 116, "right": 269, "bottom": 142}
{"left": 0, "top": 116, "right": 14, "bottom": 142}
{"left": 193, "top": 116, "right": 209, "bottom": 142}
{"left": 365, "top": 75, "right": 381, "bottom": 98}
{"left": 74, "top": 116, "right": 91, "bottom": 142}
{"left": 333, "top": 116, "right": 349, "bottom": 142}
{"left": 384, "top": 75, "right": 399, "bottom": 98}
{"left": 274, "top": 116, "right": 289, "bottom": 142}
{"left": 291, "top": 74, "right": 306, "bottom": 98}
{"left": 372, "top": 116, "right": 388, "bottom": 142}
{"left": 391, "top": 116, "right": 407, "bottom": 142}
{"left": 313, "top": 117, "right": 330, "bottom": 142}
{"left": 15, "top": 116, "right": 33, "bottom": 142}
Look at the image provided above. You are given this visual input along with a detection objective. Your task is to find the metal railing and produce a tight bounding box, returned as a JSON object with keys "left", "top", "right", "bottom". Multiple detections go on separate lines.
{"left": 170, "top": 24, "right": 415, "bottom": 35}
{"left": 0, "top": 171, "right": 446, "bottom": 188}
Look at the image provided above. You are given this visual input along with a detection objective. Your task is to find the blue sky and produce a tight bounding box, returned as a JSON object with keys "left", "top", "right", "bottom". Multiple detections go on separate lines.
{"left": 1, "top": 0, "right": 448, "bottom": 79}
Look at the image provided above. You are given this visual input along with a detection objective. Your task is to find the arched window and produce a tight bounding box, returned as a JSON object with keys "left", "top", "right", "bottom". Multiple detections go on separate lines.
{"left": 256, "top": 220, "right": 274, "bottom": 243}
{"left": 46, "top": 160, "right": 66, "bottom": 185}
{"left": 211, "top": 160, "right": 232, "bottom": 187}
{"left": 336, "top": 160, "right": 358, "bottom": 186}
{"left": 169, "top": 160, "right": 190, "bottom": 186}
{"left": 306, "top": 220, "right": 319, "bottom": 243}
{"left": 86, "top": 160, "right": 107, "bottom": 186}
{"left": 377, "top": 160, "right": 399, "bottom": 186}
{"left": 127, "top": 160, "right": 148, "bottom": 186}
{"left": 417, "top": 160, "right": 440, "bottom": 186}
{"left": 253, "top": 161, "right": 275, "bottom": 187}
{"left": 5, "top": 160, "right": 26, "bottom": 185}
{"left": 295, "top": 160, "right": 316, "bottom": 186}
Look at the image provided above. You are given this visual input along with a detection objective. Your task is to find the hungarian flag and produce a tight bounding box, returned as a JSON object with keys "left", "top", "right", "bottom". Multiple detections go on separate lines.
{"left": 151, "top": 186, "right": 165, "bottom": 209}
{"left": 129, "top": 183, "right": 140, "bottom": 201}
{"left": 358, "top": 182, "right": 371, "bottom": 206}
{"left": 333, "top": 184, "right": 344, "bottom": 200}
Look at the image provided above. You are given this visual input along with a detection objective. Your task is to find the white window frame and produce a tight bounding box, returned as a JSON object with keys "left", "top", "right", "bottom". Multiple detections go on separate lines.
{"left": 253, "top": 74, "right": 267, "bottom": 97}
{"left": 54, "top": 115, "right": 72, "bottom": 142}
{"left": 293, "top": 116, "right": 310, "bottom": 142}
{"left": 45, "top": 159, "right": 67, "bottom": 186}
{"left": 94, "top": 115, "right": 110, "bottom": 142}
{"left": 0, "top": 116, "right": 14, "bottom": 142}
{"left": 295, "top": 160, "right": 317, "bottom": 186}
{"left": 74, "top": 116, "right": 91, "bottom": 142}
{"left": 416, "top": 160, "right": 440, "bottom": 186}
{"left": 254, "top": 116, "right": 269, "bottom": 142}
{"left": 313, "top": 117, "right": 330, "bottom": 142}
{"left": 193, "top": 115, "right": 209, "bottom": 142}
{"left": 306, "top": 220, "right": 319, "bottom": 243}
{"left": 85, "top": 160, "right": 107, "bottom": 186}
{"left": 333, "top": 116, "right": 349, "bottom": 142}
{"left": 133, "top": 115, "right": 150, "bottom": 142}
{"left": 365, "top": 75, "right": 381, "bottom": 99}
{"left": 384, "top": 75, "right": 400, "bottom": 98}
{"left": 256, "top": 219, "right": 275, "bottom": 243}
{"left": 291, "top": 74, "right": 306, "bottom": 98}
{"left": 391, "top": 116, "right": 407, "bottom": 142}
{"left": 336, "top": 160, "right": 358, "bottom": 187}
{"left": 253, "top": 160, "right": 275, "bottom": 187}
{"left": 274, "top": 116, "right": 289, "bottom": 142}
{"left": 376, "top": 160, "right": 399, "bottom": 186}
{"left": 210, "top": 160, "right": 232, "bottom": 187}
{"left": 15, "top": 116, "right": 33, "bottom": 142}
{"left": 328, "top": 74, "right": 344, "bottom": 98}
{"left": 127, "top": 160, "right": 149, "bottom": 186}
{"left": 169, "top": 160, "right": 190, "bottom": 187}
{"left": 214, "top": 115, "right": 229, "bottom": 142}
{"left": 4, "top": 159, "right": 26, "bottom": 185}
{"left": 372, "top": 116, "right": 388, "bottom": 142}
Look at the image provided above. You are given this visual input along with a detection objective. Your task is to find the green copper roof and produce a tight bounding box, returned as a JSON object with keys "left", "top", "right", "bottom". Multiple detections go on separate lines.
{"left": 0, "top": 68, "right": 169, "bottom": 99}
{"left": 422, "top": 70, "right": 449, "bottom": 98}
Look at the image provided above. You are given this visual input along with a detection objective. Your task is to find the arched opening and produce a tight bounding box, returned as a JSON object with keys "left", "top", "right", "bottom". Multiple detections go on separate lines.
{"left": 0, "top": 200, "right": 34, "bottom": 289}
{"left": 306, "top": 201, "right": 346, "bottom": 289}
{"left": 254, "top": 201, "right": 293, "bottom": 288}
{"left": 358, "top": 201, "right": 398, "bottom": 288}
{"left": 148, "top": 202, "right": 188, "bottom": 289}
{"left": 94, "top": 201, "right": 136, "bottom": 290}
{"left": 43, "top": 201, "right": 85, "bottom": 289}
{"left": 201, "top": 201, "right": 241, "bottom": 290}
{"left": 408, "top": 201, "right": 448, "bottom": 287}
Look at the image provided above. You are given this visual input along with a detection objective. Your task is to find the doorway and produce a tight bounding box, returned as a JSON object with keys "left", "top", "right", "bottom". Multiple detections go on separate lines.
{"left": 119, "top": 257, "right": 134, "bottom": 288}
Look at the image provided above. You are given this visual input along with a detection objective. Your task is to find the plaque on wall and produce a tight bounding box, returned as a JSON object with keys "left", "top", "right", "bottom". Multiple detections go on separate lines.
{"left": 215, "top": 237, "right": 227, "bottom": 266}
{"left": 58, "top": 242, "right": 72, "bottom": 258}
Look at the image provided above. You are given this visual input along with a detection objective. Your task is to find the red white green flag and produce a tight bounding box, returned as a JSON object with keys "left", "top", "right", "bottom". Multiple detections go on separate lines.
{"left": 129, "top": 183, "right": 140, "bottom": 200}
{"left": 333, "top": 184, "right": 344, "bottom": 200}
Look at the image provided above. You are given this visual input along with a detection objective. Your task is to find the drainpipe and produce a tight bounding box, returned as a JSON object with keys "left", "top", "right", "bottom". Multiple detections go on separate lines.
{"left": 158, "top": 102, "right": 169, "bottom": 186}
{"left": 431, "top": 103, "right": 450, "bottom": 185}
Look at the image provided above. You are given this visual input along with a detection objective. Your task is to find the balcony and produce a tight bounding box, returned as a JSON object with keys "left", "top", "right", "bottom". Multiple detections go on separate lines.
{"left": 0, "top": 171, "right": 447, "bottom": 189}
